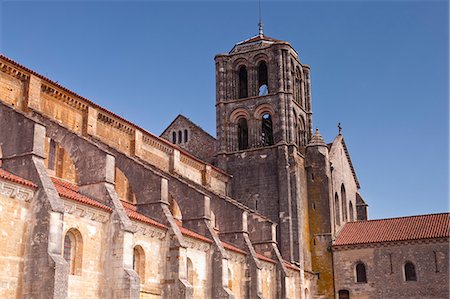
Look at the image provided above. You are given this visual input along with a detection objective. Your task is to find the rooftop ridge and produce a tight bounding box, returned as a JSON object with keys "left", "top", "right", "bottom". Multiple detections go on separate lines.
{"left": 352, "top": 212, "right": 450, "bottom": 223}
{"left": 0, "top": 54, "right": 230, "bottom": 179}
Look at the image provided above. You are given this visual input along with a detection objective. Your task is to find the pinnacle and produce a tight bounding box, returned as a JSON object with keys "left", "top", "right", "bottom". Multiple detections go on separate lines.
{"left": 307, "top": 128, "right": 327, "bottom": 147}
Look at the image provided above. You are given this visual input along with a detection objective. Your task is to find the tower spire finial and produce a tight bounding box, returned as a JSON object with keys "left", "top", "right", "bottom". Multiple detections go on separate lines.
{"left": 258, "top": 0, "right": 263, "bottom": 37}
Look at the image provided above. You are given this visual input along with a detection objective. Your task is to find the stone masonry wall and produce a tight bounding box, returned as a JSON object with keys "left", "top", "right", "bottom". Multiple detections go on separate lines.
{"left": 333, "top": 240, "right": 449, "bottom": 299}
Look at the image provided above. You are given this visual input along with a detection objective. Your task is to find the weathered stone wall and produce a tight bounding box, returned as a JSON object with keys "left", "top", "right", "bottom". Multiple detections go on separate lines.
{"left": 333, "top": 240, "right": 449, "bottom": 299}
{"left": 226, "top": 250, "right": 247, "bottom": 299}
{"left": 329, "top": 135, "right": 359, "bottom": 229}
{"left": 0, "top": 181, "right": 34, "bottom": 298}
{"left": 132, "top": 221, "right": 166, "bottom": 298}
{"left": 62, "top": 199, "right": 110, "bottom": 299}
{"left": 260, "top": 260, "right": 276, "bottom": 299}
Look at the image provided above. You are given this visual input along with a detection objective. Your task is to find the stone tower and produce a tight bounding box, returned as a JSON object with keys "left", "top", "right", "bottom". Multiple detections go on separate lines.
{"left": 215, "top": 30, "right": 313, "bottom": 263}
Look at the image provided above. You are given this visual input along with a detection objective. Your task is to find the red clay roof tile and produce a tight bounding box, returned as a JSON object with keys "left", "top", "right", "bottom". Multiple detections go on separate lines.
{"left": 176, "top": 223, "right": 213, "bottom": 244}
{"left": 51, "top": 177, "right": 112, "bottom": 212}
{"left": 256, "top": 252, "right": 276, "bottom": 264}
{"left": 334, "top": 213, "right": 450, "bottom": 246}
{"left": 0, "top": 168, "right": 37, "bottom": 189}
{"left": 124, "top": 207, "right": 167, "bottom": 230}
{"left": 222, "top": 241, "right": 247, "bottom": 255}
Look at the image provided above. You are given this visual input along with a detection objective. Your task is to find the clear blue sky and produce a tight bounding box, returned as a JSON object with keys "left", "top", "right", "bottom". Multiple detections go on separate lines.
{"left": 1, "top": 1, "right": 448, "bottom": 219}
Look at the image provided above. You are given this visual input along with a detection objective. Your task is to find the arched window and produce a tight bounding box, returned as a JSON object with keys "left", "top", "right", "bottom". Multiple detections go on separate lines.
{"left": 261, "top": 113, "right": 274, "bottom": 146}
{"left": 404, "top": 262, "right": 417, "bottom": 281}
{"left": 228, "top": 268, "right": 233, "bottom": 291}
{"left": 172, "top": 131, "right": 177, "bottom": 144}
{"left": 335, "top": 193, "right": 340, "bottom": 225}
{"left": 187, "top": 257, "right": 194, "bottom": 285}
{"left": 178, "top": 131, "right": 182, "bottom": 144}
{"left": 349, "top": 201, "right": 354, "bottom": 221}
{"left": 304, "top": 71, "right": 311, "bottom": 111}
{"left": 238, "top": 65, "right": 248, "bottom": 98}
{"left": 298, "top": 116, "right": 306, "bottom": 146}
{"left": 48, "top": 139, "right": 57, "bottom": 170}
{"left": 356, "top": 263, "right": 367, "bottom": 283}
{"left": 184, "top": 129, "right": 188, "bottom": 143}
{"left": 258, "top": 61, "right": 268, "bottom": 96}
{"left": 237, "top": 118, "right": 249, "bottom": 150}
{"left": 341, "top": 184, "right": 347, "bottom": 222}
{"left": 63, "top": 229, "right": 83, "bottom": 275}
{"left": 295, "top": 68, "right": 302, "bottom": 105}
{"left": 169, "top": 196, "right": 183, "bottom": 223}
{"left": 133, "top": 245, "right": 145, "bottom": 282}
{"left": 338, "top": 290, "right": 350, "bottom": 299}
{"left": 305, "top": 288, "right": 310, "bottom": 299}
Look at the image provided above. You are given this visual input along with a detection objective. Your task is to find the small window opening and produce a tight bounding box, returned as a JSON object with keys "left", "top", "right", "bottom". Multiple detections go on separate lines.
{"left": 261, "top": 113, "right": 274, "bottom": 146}
{"left": 356, "top": 263, "right": 367, "bottom": 283}
{"left": 312, "top": 202, "right": 316, "bottom": 210}
{"left": 48, "top": 139, "right": 57, "bottom": 170}
{"left": 349, "top": 201, "right": 354, "bottom": 221}
{"left": 237, "top": 118, "right": 249, "bottom": 150}
{"left": 178, "top": 131, "right": 182, "bottom": 144}
{"left": 172, "top": 132, "right": 177, "bottom": 144}
{"left": 341, "top": 184, "right": 347, "bottom": 222}
{"left": 404, "top": 262, "right": 417, "bottom": 281}
{"left": 335, "top": 193, "right": 341, "bottom": 226}
{"left": 313, "top": 238, "right": 316, "bottom": 246}
{"left": 238, "top": 66, "right": 248, "bottom": 98}
{"left": 389, "top": 253, "right": 393, "bottom": 274}
{"left": 187, "top": 257, "right": 194, "bottom": 285}
{"left": 258, "top": 61, "right": 268, "bottom": 96}
{"left": 433, "top": 251, "right": 439, "bottom": 273}
{"left": 63, "top": 229, "right": 82, "bottom": 276}
{"left": 338, "top": 290, "right": 350, "bottom": 299}
{"left": 133, "top": 245, "right": 145, "bottom": 282}
{"left": 184, "top": 129, "right": 188, "bottom": 143}
{"left": 227, "top": 268, "right": 233, "bottom": 291}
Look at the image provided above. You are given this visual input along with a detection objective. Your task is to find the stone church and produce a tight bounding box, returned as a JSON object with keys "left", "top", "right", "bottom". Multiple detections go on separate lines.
{"left": 0, "top": 27, "right": 448, "bottom": 299}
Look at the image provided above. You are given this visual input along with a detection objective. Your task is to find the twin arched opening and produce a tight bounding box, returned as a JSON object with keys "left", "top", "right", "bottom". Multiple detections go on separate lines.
{"left": 232, "top": 106, "right": 274, "bottom": 151}
{"left": 237, "top": 60, "right": 269, "bottom": 99}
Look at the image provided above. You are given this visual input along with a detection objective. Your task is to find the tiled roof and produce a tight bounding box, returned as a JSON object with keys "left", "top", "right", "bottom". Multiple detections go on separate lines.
{"left": 222, "top": 241, "right": 247, "bottom": 255}
{"left": 284, "top": 261, "right": 300, "bottom": 271}
{"left": 236, "top": 34, "right": 281, "bottom": 46}
{"left": 124, "top": 206, "right": 167, "bottom": 230}
{"left": 256, "top": 252, "right": 276, "bottom": 264}
{"left": 334, "top": 213, "right": 450, "bottom": 247}
{"left": 51, "top": 177, "right": 112, "bottom": 212}
{"left": 177, "top": 223, "right": 213, "bottom": 244}
{"left": 0, "top": 168, "right": 37, "bottom": 189}
{"left": 0, "top": 54, "right": 231, "bottom": 179}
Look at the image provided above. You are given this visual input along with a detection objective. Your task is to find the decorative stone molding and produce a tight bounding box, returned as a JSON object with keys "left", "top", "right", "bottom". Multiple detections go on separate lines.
{"left": 184, "top": 237, "right": 211, "bottom": 252}
{"left": 97, "top": 112, "right": 135, "bottom": 135}
{"left": 227, "top": 251, "right": 246, "bottom": 264}
{"left": 0, "top": 181, "right": 35, "bottom": 202}
{"left": 0, "top": 61, "right": 29, "bottom": 81}
{"left": 260, "top": 261, "right": 275, "bottom": 271}
{"left": 41, "top": 84, "right": 88, "bottom": 111}
{"left": 132, "top": 223, "right": 166, "bottom": 240}
{"left": 63, "top": 200, "right": 109, "bottom": 223}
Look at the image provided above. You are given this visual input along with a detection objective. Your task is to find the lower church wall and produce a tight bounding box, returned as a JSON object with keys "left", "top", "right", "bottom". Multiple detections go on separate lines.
{"left": 226, "top": 250, "right": 247, "bottom": 299}
{"left": 132, "top": 222, "right": 167, "bottom": 298}
{"left": 260, "top": 260, "right": 276, "bottom": 299}
{"left": 333, "top": 240, "right": 449, "bottom": 299}
{"left": 0, "top": 183, "right": 34, "bottom": 298}
{"left": 62, "top": 199, "right": 110, "bottom": 299}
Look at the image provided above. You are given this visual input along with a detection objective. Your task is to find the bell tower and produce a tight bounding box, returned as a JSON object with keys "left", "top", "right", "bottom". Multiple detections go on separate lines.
{"left": 215, "top": 29, "right": 313, "bottom": 262}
